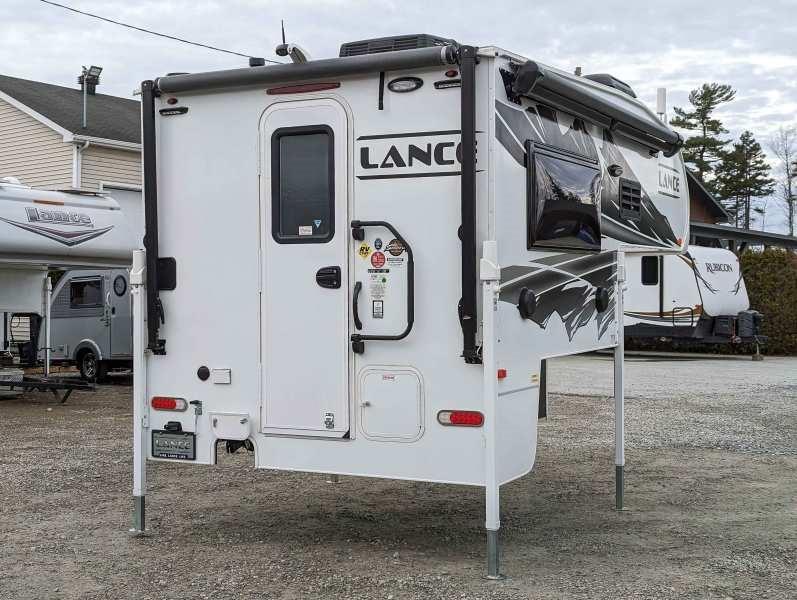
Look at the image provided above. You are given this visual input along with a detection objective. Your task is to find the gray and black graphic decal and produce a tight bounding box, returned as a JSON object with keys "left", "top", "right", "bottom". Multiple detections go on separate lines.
{"left": 495, "top": 100, "right": 679, "bottom": 248}
{"left": 625, "top": 306, "right": 702, "bottom": 326}
{"left": 0, "top": 216, "right": 113, "bottom": 247}
{"left": 499, "top": 252, "right": 617, "bottom": 340}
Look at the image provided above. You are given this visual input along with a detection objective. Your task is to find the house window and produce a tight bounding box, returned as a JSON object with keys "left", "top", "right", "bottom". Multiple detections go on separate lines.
{"left": 526, "top": 142, "right": 601, "bottom": 251}
{"left": 70, "top": 279, "right": 103, "bottom": 308}
{"left": 271, "top": 126, "right": 334, "bottom": 244}
{"left": 641, "top": 256, "right": 659, "bottom": 286}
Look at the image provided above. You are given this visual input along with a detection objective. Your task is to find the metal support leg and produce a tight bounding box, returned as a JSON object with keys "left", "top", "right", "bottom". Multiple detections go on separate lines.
{"left": 130, "top": 250, "right": 148, "bottom": 535}
{"left": 326, "top": 474, "right": 340, "bottom": 484}
{"left": 614, "top": 251, "right": 626, "bottom": 511}
{"left": 44, "top": 276, "right": 52, "bottom": 378}
{"left": 481, "top": 241, "right": 504, "bottom": 579}
{"left": 538, "top": 359, "right": 547, "bottom": 419}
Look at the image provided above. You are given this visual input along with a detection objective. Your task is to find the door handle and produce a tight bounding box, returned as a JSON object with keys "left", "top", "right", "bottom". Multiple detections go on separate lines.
{"left": 352, "top": 281, "right": 363, "bottom": 330}
{"left": 316, "top": 266, "right": 341, "bottom": 289}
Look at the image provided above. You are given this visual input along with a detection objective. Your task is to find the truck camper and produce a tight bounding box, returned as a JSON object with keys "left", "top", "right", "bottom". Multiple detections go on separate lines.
{"left": 131, "top": 35, "right": 688, "bottom": 576}
{"left": 0, "top": 178, "right": 136, "bottom": 398}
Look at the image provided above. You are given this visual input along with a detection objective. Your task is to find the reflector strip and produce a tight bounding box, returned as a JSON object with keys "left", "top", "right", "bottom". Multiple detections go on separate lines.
{"left": 267, "top": 82, "right": 341, "bottom": 95}
{"left": 437, "top": 410, "right": 484, "bottom": 427}
{"left": 34, "top": 199, "right": 65, "bottom": 206}
{"left": 151, "top": 396, "right": 187, "bottom": 411}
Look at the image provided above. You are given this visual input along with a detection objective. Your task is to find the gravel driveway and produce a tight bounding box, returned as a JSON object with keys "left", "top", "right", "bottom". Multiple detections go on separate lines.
{"left": 1, "top": 354, "right": 794, "bottom": 599}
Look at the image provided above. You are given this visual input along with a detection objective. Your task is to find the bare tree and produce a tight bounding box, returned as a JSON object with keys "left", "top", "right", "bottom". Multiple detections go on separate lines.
{"left": 769, "top": 126, "right": 797, "bottom": 236}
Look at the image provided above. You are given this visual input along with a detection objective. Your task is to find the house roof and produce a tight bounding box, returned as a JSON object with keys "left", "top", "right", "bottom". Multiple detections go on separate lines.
{"left": 0, "top": 74, "right": 140, "bottom": 144}
{"left": 686, "top": 170, "right": 729, "bottom": 223}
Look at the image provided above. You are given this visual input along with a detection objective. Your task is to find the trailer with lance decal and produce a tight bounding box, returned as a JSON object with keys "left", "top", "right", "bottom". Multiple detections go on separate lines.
{"left": 0, "top": 177, "right": 136, "bottom": 399}
{"left": 131, "top": 35, "right": 689, "bottom": 576}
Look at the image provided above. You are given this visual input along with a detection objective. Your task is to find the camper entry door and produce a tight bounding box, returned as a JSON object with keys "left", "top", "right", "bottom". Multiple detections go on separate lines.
{"left": 259, "top": 99, "right": 350, "bottom": 437}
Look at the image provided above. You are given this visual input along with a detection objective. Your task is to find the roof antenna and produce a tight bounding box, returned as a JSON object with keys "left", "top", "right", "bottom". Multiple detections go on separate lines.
{"left": 275, "top": 20, "right": 312, "bottom": 64}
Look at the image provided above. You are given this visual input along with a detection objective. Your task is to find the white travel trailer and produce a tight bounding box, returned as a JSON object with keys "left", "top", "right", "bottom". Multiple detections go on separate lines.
{"left": 0, "top": 178, "right": 136, "bottom": 397}
{"left": 131, "top": 35, "right": 688, "bottom": 576}
{"left": 625, "top": 246, "right": 763, "bottom": 345}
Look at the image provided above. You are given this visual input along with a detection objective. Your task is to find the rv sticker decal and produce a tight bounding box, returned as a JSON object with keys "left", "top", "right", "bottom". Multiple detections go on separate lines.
{"left": 498, "top": 253, "right": 617, "bottom": 340}
{"left": 0, "top": 207, "right": 113, "bottom": 247}
{"left": 704, "top": 262, "right": 733, "bottom": 274}
{"left": 657, "top": 164, "right": 682, "bottom": 198}
{"left": 494, "top": 100, "right": 680, "bottom": 249}
{"left": 356, "top": 130, "right": 481, "bottom": 180}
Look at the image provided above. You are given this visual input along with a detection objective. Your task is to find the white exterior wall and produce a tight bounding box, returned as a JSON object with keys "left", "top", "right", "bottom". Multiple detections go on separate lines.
{"left": 0, "top": 98, "right": 72, "bottom": 189}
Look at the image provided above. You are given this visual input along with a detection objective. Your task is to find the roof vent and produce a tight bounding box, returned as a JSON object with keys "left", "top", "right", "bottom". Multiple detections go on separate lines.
{"left": 339, "top": 34, "right": 456, "bottom": 57}
{"left": 584, "top": 73, "right": 637, "bottom": 98}
{"left": 0, "top": 176, "right": 23, "bottom": 186}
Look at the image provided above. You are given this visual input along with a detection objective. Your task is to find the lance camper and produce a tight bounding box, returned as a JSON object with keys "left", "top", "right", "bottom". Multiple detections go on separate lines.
{"left": 0, "top": 178, "right": 136, "bottom": 398}
{"left": 131, "top": 35, "right": 688, "bottom": 576}
{"left": 625, "top": 246, "right": 764, "bottom": 346}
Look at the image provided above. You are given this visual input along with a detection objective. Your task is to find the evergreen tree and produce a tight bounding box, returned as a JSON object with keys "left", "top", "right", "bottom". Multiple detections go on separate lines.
{"left": 715, "top": 131, "right": 775, "bottom": 229}
{"left": 670, "top": 83, "right": 736, "bottom": 187}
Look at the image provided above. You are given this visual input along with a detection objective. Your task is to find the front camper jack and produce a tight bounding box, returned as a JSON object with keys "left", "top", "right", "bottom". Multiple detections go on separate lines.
{"left": 131, "top": 36, "right": 685, "bottom": 576}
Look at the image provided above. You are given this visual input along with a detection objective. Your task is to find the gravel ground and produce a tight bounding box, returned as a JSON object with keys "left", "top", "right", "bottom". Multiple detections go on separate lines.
{"left": 1, "top": 354, "right": 795, "bottom": 600}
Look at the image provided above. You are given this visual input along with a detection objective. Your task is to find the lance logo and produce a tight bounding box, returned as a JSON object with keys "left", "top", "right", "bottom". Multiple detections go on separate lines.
{"left": 0, "top": 206, "right": 114, "bottom": 246}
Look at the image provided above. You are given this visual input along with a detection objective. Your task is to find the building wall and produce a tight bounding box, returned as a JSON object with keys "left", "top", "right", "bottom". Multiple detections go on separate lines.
{"left": 0, "top": 98, "right": 72, "bottom": 189}
{"left": 80, "top": 145, "right": 141, "bottom": 192}
{"left": 690, "top": 195, "right": 717, "bottom": 224}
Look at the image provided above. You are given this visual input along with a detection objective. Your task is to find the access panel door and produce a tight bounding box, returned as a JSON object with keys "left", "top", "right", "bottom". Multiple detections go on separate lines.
{"left": 109, "top": 271, "right": 132, "bottom": 357}
{"left": 260, "top": 99, "right": 349, "bottom": 436}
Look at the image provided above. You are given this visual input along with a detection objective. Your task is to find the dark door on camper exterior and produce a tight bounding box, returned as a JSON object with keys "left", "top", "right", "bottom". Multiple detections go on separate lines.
{"left": 259, "top": 98, "right": 350, "bottom": 437}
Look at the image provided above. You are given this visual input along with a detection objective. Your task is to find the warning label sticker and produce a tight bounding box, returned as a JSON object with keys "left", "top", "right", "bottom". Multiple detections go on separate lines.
{"left": 370, "top": 251, "right": 386, "bottom": 268}
{"left": 358, "top": 242, "right": 371, "bottom": 259}
{"left": 372, "top": 300, "right": 384, "bottom": 319}
{"left": 386, "top": 239, "right": 405, "bottom": 256}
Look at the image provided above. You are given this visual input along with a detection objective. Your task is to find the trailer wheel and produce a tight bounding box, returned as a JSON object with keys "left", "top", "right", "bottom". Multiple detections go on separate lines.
{"left": 78, "top": 350, "right": 106, "bottom": 382}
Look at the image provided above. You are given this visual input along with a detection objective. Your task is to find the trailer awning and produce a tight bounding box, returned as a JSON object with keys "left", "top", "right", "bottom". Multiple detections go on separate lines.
{"left": 510, "top": 62, "right": 682, "bottom": 157}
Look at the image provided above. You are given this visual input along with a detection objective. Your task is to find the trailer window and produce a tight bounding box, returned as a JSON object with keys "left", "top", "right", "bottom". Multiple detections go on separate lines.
{"left": 70, "top": 279, "right": 103, "bottom": 308}
{"left": 526, "top": 143, "right": 601, "bottom": 251}
{"left": 272, "top": 126, "right": 334, "bottom": 243}
{"left": 641, "top": 256, "right": 659, "bottom": 285}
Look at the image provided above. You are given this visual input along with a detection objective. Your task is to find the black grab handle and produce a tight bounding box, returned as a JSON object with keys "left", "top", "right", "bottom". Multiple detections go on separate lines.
{"left": 350, "top": 220, "right": 414, "bottom": 354}
{"left": 352, "top": 281, "right": 363, "bottom": 330}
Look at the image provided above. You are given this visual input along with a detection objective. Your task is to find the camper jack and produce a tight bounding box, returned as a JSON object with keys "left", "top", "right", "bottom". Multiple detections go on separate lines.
{"left": 131, "top": 36, "right": 687, "bottom": 576}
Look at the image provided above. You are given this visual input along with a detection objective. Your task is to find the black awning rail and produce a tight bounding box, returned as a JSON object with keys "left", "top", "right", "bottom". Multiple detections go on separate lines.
{"left": 509, "top": 61, "right": 682, "bottom": 157}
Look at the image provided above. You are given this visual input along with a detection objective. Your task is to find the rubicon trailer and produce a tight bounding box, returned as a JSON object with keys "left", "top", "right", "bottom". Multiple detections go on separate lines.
{"left": 625, "top": 246, "right": 763, "bottom": 345}
{"left": 132, "top": 36, "right": 688, "bottom": 576}
{"left": 0, "top": 179, "right": 136, "bottom": 398}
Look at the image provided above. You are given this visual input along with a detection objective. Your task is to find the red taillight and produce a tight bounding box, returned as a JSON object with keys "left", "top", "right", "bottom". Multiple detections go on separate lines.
{"left": 151, "top": 396, "right": 187, "bottom": 411}
{"left": 267, "top": 82, "right": 341, "bottom": 95}
{"left": 437, "top": 410, "right": 484, "bottom": 427}
{"left": 497, "top": 368, "right": 507, "bottom": 379}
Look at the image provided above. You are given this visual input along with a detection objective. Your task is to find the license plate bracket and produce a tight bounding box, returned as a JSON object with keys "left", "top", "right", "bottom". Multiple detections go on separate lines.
{"left": 152, "top": 430, "right": 195, "bottom": 460}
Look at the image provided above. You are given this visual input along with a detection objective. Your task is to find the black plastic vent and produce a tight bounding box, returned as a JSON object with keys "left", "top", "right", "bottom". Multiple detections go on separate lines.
{"left": 620, "top": 179, "right": 642, "bottom": 222}
{"left": 339, "top": 34, "right": 456, "bottom": 57}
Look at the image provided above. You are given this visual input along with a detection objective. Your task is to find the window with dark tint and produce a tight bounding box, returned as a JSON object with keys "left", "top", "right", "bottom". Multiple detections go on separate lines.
{"left": 641, "top": 256, "right": 659, "bottom": 286}
{"left": 70, "top": 279, "right": 103, "bottom": 308}
{"left": 526, "top": 143, "right": 602, "bottom": 251}
{"left": 272, "top": 127, "right": 334, "bottom": 243}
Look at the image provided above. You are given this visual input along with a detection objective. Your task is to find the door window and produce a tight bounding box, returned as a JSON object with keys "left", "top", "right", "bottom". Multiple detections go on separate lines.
{"left": 70, "top": 279, "right": 103, "bottom": 308}
{"left": 272, "top": 126, "right": 334, "bottom": 243}
{"left": 641, "top": 256, "right": 659, "bottom": 285}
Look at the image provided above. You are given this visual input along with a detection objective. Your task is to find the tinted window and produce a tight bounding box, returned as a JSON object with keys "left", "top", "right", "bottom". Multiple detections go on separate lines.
{"left": 272, "top": 127, "right": 334, "bottom": 243}
{"left": 70, "top": 279, "right": 103, "bottom": 307}
{"left": 527, "top": 145, "right": 601, "bottom": 251}
{"left": 641, "top": 256, "right": 659, "bottom": 285}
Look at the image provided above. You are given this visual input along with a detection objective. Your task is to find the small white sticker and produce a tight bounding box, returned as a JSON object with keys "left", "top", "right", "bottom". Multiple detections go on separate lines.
{"left": 298, "top": 225, "right": 313, "bottom": 236}
{"left": 373, "top": 300, "right": 384, "bottom": 319}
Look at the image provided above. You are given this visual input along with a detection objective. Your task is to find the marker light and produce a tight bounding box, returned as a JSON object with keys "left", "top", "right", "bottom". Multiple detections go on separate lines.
{"left": 497, "top": 368, "right": 507, "bottom": 379}
{"left": 151, "top": 396, "right": 187, "bottom": 411}
{"left": 437, "top": 410, "right": 484, "bottom": 427}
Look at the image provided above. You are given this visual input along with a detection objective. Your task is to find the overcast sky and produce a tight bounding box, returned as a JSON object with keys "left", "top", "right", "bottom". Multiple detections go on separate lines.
{"left": 2, "top": 0, "right": 796, "bottom": 230}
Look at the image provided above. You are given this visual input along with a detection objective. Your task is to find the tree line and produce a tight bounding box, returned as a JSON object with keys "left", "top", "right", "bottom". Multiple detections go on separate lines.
{"left": 670, "top": 84, "right": 796, "bottom": 235}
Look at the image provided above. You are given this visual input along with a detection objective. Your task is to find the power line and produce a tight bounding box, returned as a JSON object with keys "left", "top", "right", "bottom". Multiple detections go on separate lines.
{"left": 38, "top": 0, "right": 279, "bottom": 63}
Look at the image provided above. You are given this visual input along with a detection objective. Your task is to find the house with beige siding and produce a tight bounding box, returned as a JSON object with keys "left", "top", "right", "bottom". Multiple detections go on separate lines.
{"left": 0, "top": 74, "right": 141, "bottom": 228}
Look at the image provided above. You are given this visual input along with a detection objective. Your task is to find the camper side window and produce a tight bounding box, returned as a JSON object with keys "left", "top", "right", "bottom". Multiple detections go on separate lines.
{"left": 641, "top": 256, "right": 659, "bottom": 285}
{"left": 526, "top": 142, "right": 601, "bottom": 251}
{"left": 70, "top": 279, "right": 103, "bottom": 308}
{"left": 272, "top": 126, "right": 334, "bottom": 243}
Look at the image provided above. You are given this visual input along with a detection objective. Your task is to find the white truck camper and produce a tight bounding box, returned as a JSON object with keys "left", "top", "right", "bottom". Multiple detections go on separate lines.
{"left": 0, "top": 178, "right": 136, "bottom": 399}
{"left": 625, "top": 246, "right": 764, "bottom": 346}
{"left": 132, "top": 35, "right": 688, "bottom": 576}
